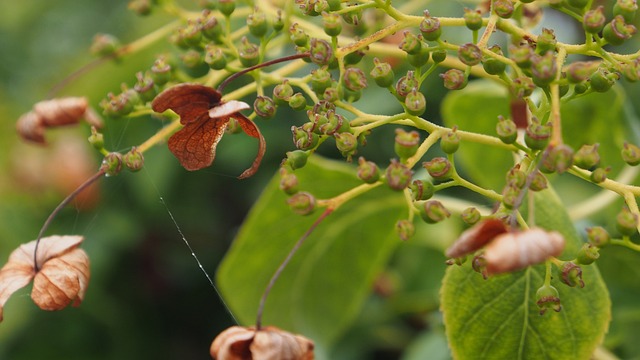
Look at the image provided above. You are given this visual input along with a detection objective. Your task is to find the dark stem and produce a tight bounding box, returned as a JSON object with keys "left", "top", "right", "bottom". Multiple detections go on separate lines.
{"left": 509, "top": 149, "right": 551, "bottom": 228}
{"left": 33, "top": 169, "right": 106, "bottom": 271}
{"left": 217, "top": 52, "right": 310, "bottom": 94}
{"left": 255, "top": 208, "right": 333, "bottom": 330}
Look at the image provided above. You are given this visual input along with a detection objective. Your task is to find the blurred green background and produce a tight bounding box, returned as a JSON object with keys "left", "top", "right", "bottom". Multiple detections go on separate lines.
{"left": 2, "top": 1, "right": 640, "bottom": 359}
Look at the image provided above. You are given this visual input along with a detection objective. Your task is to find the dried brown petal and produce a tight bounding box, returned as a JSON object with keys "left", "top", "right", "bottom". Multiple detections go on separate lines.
{"left": 0, "top": 235, "right": 89, "bottom": 321}
{"left": 16, "top": 97, "right": 103, "bottom": 144}
{"left": 211, "top": 326, "right": 314, "bottom": 360}
{"left": 445, "top": 219, "right": 507, "bottom": 258}
{"left": 484, "top": 228, "right": 565, "bottom": 274}
{"left": 152, "top": 84, "right": 266, "bottom": 178}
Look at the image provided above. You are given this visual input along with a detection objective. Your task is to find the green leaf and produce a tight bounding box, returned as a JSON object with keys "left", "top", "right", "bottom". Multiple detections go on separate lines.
{"left": 441, "top": 188, "right": 611, "bottom": 360}
{"left": 441, "top": 81, "right": 513, "bottom": 190}
{"left": 216, "top": 156, "right": 405, "bottom": 352}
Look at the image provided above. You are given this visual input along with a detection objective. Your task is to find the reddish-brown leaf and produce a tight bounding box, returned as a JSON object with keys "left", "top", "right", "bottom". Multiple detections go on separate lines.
{"left": 152, "top": 84, "right": 265, "bottom": 177}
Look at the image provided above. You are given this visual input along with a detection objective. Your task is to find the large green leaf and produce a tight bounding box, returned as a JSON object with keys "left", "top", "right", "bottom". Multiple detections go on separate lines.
{"left": 216, "top": 156, "right": 405, "bottom": 353}
{"left": 441, "top": 188, "right": 611, "bottom": 359}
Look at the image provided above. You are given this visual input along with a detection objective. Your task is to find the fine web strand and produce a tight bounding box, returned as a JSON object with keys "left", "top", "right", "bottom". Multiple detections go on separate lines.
{"left": 142, "top": 169, "right": 238, "bottom": 324}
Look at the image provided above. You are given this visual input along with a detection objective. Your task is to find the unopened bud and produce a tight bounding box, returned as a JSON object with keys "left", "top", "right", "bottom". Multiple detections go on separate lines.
{"left": 409, "top": 179, "right": 435, "bottom": 201}
{"left": 574, "top": 143, "right": 600, "bottom": 169}
{"left": 123, "top": 147, "right": 144, "bottom": 172}
{"left": 561, "top": 262, "right": 585, "bottom": 288}
{"left": 586, "top": 226, "right": 610, "bottom": 247}
{"left": 254, "top": 96, "right": 276, "bottom": 119}
{"left": 536, "top": 285, "right": 562, "bottom": 315}
{"left": 419, "top": 11, "right": 441, "bottom": 41}
{"left": 622, "top": 142, "right": 640, "bottom": 165}
{"left": 287, "top": 191, "right": 316, "bottom": 215}
{"left": 357, "top": 157, "right": 380, "bottom": 183}
{"left": 576, "top": 243, "right": 600, "bottom": 265}
{"left": 385, "top": 159, "right": 413, "bottom": 191}
{"left": 102, "top": 152, "right": 123, "bottom": 177}
{"left": 461, "top": 207, "right": 481, "bottom": 225}
{"left": 394, "top": 128, "right": 420, "bottom": 160}
{"left": 395, "top": 219, "right": 415, "bottom": 241}
{"left": 423, "top": 157, "right": 452, "bottom": 181}
{"left": 440, "top": 69, "right": 468, "bottom": 90}
{"left": 616, "top": 207, "right": 639, "bottom": 236}
{"left": 420, "top": 200, "right": 451, "bottom": 224}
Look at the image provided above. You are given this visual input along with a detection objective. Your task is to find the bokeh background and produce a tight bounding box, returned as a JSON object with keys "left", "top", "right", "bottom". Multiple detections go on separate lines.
{"left": 1, "top": 1, "right": 640, "bottom": 359}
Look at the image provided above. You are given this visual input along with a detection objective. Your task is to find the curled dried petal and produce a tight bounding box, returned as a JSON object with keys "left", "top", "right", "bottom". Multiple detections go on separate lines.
{"left": 484, "top": 228, "right": 565, "bottom": 274}
{"left": 0, "top": 235, "right": 88, "bottom": 321}
{"left": 211, "top": 326, "right": 314, "bottom": 360}
{"left": 446, "top": 219, "right": 508, "bottom": 258}
{"left": 16, "top": 111, "right": 46, "bottom": 143}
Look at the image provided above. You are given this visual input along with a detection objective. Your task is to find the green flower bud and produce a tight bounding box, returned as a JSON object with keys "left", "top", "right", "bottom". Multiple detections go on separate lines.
{"left": 420, "top": 200, "right": 451, "bottom": 224}
{"left": 319, "top": 111, "right": 349, "bottom": 135}
{"left": 501, "top": 183, "right": 521, "bottom": 209}
{"left": 322, "top": 86, "right": 341, "bottom": 103}
{"left": 566, "top": 61, "right": 598, "bottom": 83}
{"left": 586, "top": 226, "right": 610, "bottom": 247}
{"left": 357, "top": 157, "right": 380, "bottom": 183}
{"left": 573, "top": 143, "right": 600, "bottom": 169}
{"left": 583, "top": 6, "right": 606, "bottom": 34}
{"left": 472, "top": 255, "right": 488, "bottom": 279}
{"left": 419, "top": 10, "right": 441, "bottom": 41}
{"left": 524, "top": 117, "right": 551, "bottom": 150}
{"left": 123, "top": 146, "right": 144, "bottom": 172}
{"left": 180, "top": 49, "right": 209, "bottom": 78}
{"left": 441, "top": 127, "right": 460, "bottom": 154}
{"left": 399, "top": 31, "right": 422, "bottom": 55}
{"left": 395, "top": 128, "right": 421, "bottom": 160}
{"left": 247, "top": 8, "right": 268, "bottom": 37}
{"left": 102, "top": 152, "right": 123, "bottom": 177}
{"left": 200, "top": 10, "right": 223, "bottom": 41}
{"left": 370, "top": 58, "right": 395, "bottom": 88}
{"left": 603, "top": 15, "right": 637, "bottom": 45}
{"left": 341, "top": 87, "right": 361, "bottom": 103}
{"left": 574, "top": 82, "right": 588, "bottom": 94}
{"left": 128, "top": 0, "right": 153, "bottom": 16}
{"left": 385, "top": 159, "right": 413, "bottom": 191}
{"left": 622, "top": 142, "right": 640, "bottom": 165}
{"left": 536, "top": 28, "right": 557, "bottom": 54}
{"left": 285, "top": 150, "right": 308, "bottom": 170}
{"left": 529, "top": 170, "right": 548, "bottom": 191}
{"left": 395, "top": 219, "right": 415, "bottom": 241}
{"left": 279, "top": 169, "right": 299, "bottom": 195}
{"left": 253, "top": 96, "right": 276, "bottom": 119}
{"left": 591, "top": 67, "right": 620, "bottom": 93}
{"left": 204, "top": 45, "right": 227, "bottom": 70}
{"left": 511, "top": 77, "right": 535, "bottom": 98}
{"left": 463, "top": 8, "right": 483, "bottom": 31}
{"left": 461, "top": 207, "right": 482, "bottom": 225}
{"left": 322, "top": 11, "right": 342, "bottom": 37}
{"left": 238, "top": 37, "right": 260, "bottom": 67}
{"left": 133, "top": 71, "right": 157, "bottom": 103}
{"left": 616, "top": 207, "right": 639, "bottom": 236}
{"left": 423, "top": 157, "right": 453, "bottom": 181}
{"left": 218, "top": 0, "right": 236, "bottom": 16}
{"left": 287, "top": 191, "right": 316, "bottom": 215}
{"left": 395, "top": 71, "right": 419, "bottom": 100}
{"left": 548, "top": 144, "right": 575, "bottom": 174}
{"left": 343, "top": 67, "right": 368, "bottom": 92}
{"left": 576, "top": 243, "right": 600, "bottom": 265}
{"left": 272, "top": 10, "right": 285, "bottom": 32}
{"left": 291, "top": 125, "right": 319, "bottom": 150}
{"left": 404, "top": 88, "right": 426, "bottom": 116}
{"left": 309, "top": 38, "right": 334, "bottom": 66}
{"left": 531, "top": 52, "right": 557, "bottom": 87}
{"left": 289, "top": 23, "right": 309, "bottom": 47}
{"left": 273, "top": 80, "right": 294, "bottom": 105}
{"left": 509, "top": 44, "right": 533, "bottom": 69}
{"left": 458, "top": 43, "right": 482, "bottom": 66}
{"left": 622, "top": 58, "right": 640, "bottom": 82}
{"left": 100, "top": 90, "right": 138, "bottom": 118}
{"left": 225, "top": 118, "right": 241, "bottom": 135}
{"left": 88, "top": 127, "right": 105, "bottom": 151}
{"left": 482, "top": 45, "right": 507, "bottom": 75}
{"left": 289, "top": 93, "right": 307, "bottom": 111}
{"left": 431, "top": 49, "right": 447, "bottom": 64}
{"left": 409, "top": 179, "right": 435, "bottom": 200}
{"left": 614, "top": 0, "right": 638, "bottom": 25}
{"left": 506, "top": 165, "right": 526, "bottom": 188}
{"left": 334, "top": 132, "right": 358, "bottom": 159}
{"left": 312, "top": 100, "right": 335, "bottom": 114}
{"left": 408, "top": 48, "right": 431, "bottom": 68}
{"left": 590, "top": 167, "right": 609, "bottom": 183}
{"left": 327, "top": 0, "right": 341, "bottom": 11}
{"left": 150, "top": 57, "right": 172, "bottom": 86}
{"left": 440, "top": 69, "right": 468, "bottom": 90}
{"left": 560, "top": 262, "right": 585, "bottom": 288}
{"left": 178, "top": 20, "right": 203, "bottom": 48}
{"left": 496, "top": 116, "right": 517, "bottom": 144}
{"left": 90, "top": 33, "right": 120, "bottom": 58}
{"left": 310, "top": 67, "right": 333, "bottom": 94}
{"left": 494, "top": 0, "right": 514, "bottom": 18}
{"left": 536, "top": 284, "right": 562, "bottom": 315}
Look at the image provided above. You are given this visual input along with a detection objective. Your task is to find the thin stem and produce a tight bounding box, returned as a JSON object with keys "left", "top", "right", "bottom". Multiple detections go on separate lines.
{"left": 255, "top": 208, "right": 333, "bottom": 329}
{"left": 33, "top": 169, "right": 106, "bottom": 271}
{"left": 217, "top": 52, "right": 310, "bottom": 93}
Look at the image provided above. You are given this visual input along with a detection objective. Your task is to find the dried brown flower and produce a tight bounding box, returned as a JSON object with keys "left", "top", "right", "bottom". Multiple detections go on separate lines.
{"left": 211, "top": 326, "right": 314, "bottom": 360}
{"left": 484, "top": 228, "right": 565, "bottom": 274}
{"left": 445, "top": 219, "right": 508, "bottom": 258}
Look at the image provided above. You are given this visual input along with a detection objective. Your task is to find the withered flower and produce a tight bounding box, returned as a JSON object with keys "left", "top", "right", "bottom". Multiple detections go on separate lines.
{"left": 445, "top": 219, "right": 508, "bottom": 258}
{"left": 151, "top": 84, "right": 266, "bottom": 178}
{"left": 16, "top": 97, "right": 103, "bottom": 144}
{"left": 211, "top": 326, "right": 314, "bottom": 360}
{"left": 484, "top": 228, "right": 565, "bottom": 274}
{"left": 0, "top": 235, "right": 90, "bottom": 321}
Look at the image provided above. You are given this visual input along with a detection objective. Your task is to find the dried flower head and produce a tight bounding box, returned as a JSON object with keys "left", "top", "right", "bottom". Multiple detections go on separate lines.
{"left": 484, "top": 228, "right": 565, "bottom": 274}
{"left": 210, "top": 325, "right": 314, "bottom": 360}
{"left": 446, "top": 219, "right": 508, "bottom": 258}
